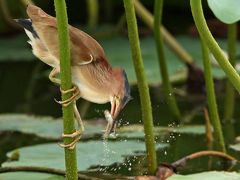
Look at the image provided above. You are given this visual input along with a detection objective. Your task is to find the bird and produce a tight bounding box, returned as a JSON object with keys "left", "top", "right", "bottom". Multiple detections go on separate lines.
{"left": 15, "top": 4, "right": 131, "bottom": 149}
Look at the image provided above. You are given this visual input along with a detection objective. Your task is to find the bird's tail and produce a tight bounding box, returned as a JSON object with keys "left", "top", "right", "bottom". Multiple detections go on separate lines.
{"left": 15, "top": 19, "right": 39, "bottom": 43}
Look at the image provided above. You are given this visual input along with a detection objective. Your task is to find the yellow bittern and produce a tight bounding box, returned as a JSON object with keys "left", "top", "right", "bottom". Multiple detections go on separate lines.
{"left": 16, "top": 5, "right": 131, "bottom": 149}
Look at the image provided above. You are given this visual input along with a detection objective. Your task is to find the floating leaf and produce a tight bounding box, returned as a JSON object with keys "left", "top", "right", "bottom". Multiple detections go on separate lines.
{"left": 2, "top": 141, "right": 168, "bottom": 171}
{"left": 0, "top": 172, "right": 64, "bottom": 180}
{"left": 207, "top": 0, "right": 240, "bottom": 24}
{"left": 169, "top": 171, "right": 240, "bottom": 180}
{"left": 0, "top": 114, "right": 105, "bottom": 140}
{"left": 0, "top": 114, "right": 206, "bottom": 140}
{"left": 118, "top": 125, "right": 206, "bottom": 139}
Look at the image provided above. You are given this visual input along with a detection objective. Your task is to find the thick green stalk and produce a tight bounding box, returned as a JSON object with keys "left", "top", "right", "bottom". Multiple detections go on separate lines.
{"left": 190, "top": 0, "right": 240, "bottom": 92}
{"left": 224, "top": 23, "right": 237, "bottom": 121}
{"left": 154, "top": 0, "right": 181, "bottom": 121}
{"left": 134, "top": 0, "right": 193, "bottom": 65}
{"left": 87, "top": 0, "right": 99, "bottom": 28}
{"left": 54, "top": 1, "right": 78, "bottom": 180}
{"left": 123, "top": 0, "right": 157, "bottom": 174}
{"left": 201, "top": 39, "right": 226, "bottom": 152}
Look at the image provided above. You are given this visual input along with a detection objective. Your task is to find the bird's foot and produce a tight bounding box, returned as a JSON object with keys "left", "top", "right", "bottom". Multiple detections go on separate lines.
{"left": 55, "top": 86, "right": 80, "bottom": 107}
{"left": 59, "top": 129, "right": 82, "bottom": 150}
{"left": 103, "top": 110, "right": 117, "bottom": 138}
{"left": 49, "top": 68, "right": 61, "bottom": 85}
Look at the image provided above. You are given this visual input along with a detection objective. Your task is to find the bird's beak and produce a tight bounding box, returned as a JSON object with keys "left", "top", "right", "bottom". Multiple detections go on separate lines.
{"left": 110, "top": 96, "right": 121, "bottom": 119}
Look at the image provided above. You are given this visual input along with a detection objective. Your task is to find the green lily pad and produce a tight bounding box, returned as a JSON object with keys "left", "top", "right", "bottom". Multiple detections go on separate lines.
{"left": 0, "top": 172, "right": 64, "bottom": 180}
{"left": 0, "top": 114, "right": 105, "bottom": 140}
{"left": 118, "top": 125, "right": 206, "bottom": 139}
{"left": 2, "top": 141, "right": 168, "bottom": 171}
{"left": 0, "top": 114, "right": 206, "bottom": 140}
{"left": 169, "top": 171, "right": 240, "bottom": 180}
{"left": 207, "top": 0, "right": 240, "bottom": 24}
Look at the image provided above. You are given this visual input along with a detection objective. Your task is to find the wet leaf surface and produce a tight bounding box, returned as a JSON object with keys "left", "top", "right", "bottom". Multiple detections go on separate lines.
{"left": 2, "top": 141, "right": 168, "bottom": 171}
{"left": 0, "top": 114, "right": 206, "bottom": 140}
{"left": 0, "top": 114, "right": 105, "bottom": 140}
{"left": 118, "top": 124, "right": 206, "bottom": 139}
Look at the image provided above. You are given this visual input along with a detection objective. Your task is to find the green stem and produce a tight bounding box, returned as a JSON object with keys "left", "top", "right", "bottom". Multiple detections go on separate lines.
{"left": 154, "top": 0, "right": 181, "bottom": 121}
{"left": 134, "top": 0, "right": 193, "bottom": 65}
{"left": 54, "top": 1, "right": 78, "bottom": 180}
{"left": 201, "top": 39, "right": 226, "bottom": 152}
{"left": 123, "top": 0, "right": 157, "bottom": 174}
{"left": 224, "top": 23, "right": 237, "bottom": 121}
{"left": 190, "top": 0, "right": 240, "bottom": 92}
{"left": 87, "top": 0, "right": 99, "bottom": 28}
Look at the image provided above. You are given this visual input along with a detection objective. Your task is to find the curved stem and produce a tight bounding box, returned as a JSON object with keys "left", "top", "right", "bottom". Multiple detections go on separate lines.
{"left": 201, "top": 39, "right": 226, "bottom": 152}
{"left": 172, "top": 150, "right": 236, "bottom": 168}
{"left": 134, "top": 0, "right": 193, "bottom": 65}
{"left": 123, "top": 0, "right": 157, "bottom": 174}
{"left": 190, "top": 0, "right": 240, "bottom": 92}
{"left": 224, "top": 23, "right": 237, "bottom": 121}
{"left": 54, "top": 1, "right": 78, "bottom": 180}
{"left": 154, "top": 0, "right": 181, "bottom": 121}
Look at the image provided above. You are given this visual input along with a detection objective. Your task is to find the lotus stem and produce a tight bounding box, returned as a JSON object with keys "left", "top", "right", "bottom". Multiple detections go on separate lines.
{"left": 123, "top": 0, "right": 157, "bottom": 174}
{"left": 154, "top": 0, "right": 181, "bottom": 121}
{"left": 201, "top": 39, "right": 226, "bottom": 152}
{"left": 224, "top": 23, "right": 237, "bottom": 121}
{"left": 54, "top": 0, "right": 78, "bottom": 179}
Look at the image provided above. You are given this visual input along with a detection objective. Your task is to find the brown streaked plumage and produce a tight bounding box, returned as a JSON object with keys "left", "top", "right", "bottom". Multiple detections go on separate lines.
{"left": 15, "top": 5, "right": 131, "bottom": 144}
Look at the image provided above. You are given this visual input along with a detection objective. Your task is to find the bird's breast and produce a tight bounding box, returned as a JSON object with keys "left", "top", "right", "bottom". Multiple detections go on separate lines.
{"left": 71, "top": 66, "right": 111, "bottom": 104}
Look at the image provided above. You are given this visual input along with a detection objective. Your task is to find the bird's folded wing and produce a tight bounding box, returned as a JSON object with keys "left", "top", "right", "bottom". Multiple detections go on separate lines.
{"left": 26, "top": 4, "right": 106, "bottom": 66}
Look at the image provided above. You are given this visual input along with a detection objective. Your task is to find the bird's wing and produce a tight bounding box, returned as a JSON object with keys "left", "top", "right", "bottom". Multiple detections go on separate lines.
{"left": 26, "top": 4, "right": 106, "bottom": 66}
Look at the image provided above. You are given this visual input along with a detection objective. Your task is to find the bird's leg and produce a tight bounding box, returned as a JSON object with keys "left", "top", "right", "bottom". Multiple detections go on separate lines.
{"left": 103, "top": 110, "right": 116, "bottom": 138}
{"left": 59, "top": 102, "right": 85, "bottom": 149}
{"left": 55, "top": 86, "right": 80, "bottom": 107}
{"left": 49, "top": 68, "right": 61, "bottom": 85}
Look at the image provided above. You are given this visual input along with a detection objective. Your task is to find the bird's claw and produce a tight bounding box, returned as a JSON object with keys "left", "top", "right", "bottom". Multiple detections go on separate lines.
{"left": 60, "top": 86, "right": 77, "bottom": 94}
{"left": 59, "top": 129, "right": 82, "bottom": 150}
{"left": 55, "top": 86, "right": 80, "bottom": 107}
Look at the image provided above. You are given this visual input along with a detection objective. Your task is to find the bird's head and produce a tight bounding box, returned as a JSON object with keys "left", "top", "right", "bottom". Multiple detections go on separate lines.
{"left": 110, "top": 69, "right": 132, "bottom": 119}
